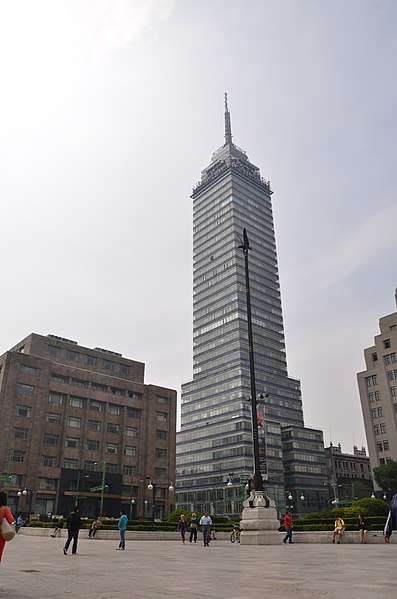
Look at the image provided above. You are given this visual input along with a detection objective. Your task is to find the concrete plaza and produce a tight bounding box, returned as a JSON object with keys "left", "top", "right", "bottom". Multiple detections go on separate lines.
{"left": 1, "top": 535, "right": 396, "bottom": 599}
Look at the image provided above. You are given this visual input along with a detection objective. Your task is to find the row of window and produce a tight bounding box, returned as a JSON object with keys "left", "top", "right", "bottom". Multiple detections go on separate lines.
{"left": 373, "top": 423, "right": 386, "bottom": 435}
{"left": 371, "top": 407, "right": 383, "bottom": 418}
{"left": 47, "top": 346, "right": 132, "bottom": 375}
{"left": 11, "top": 451, "right": 169, "bottom": 478}
{"left": 334, "top": 460, "right": 366, "bottom": 470}
{"left": 377, "top": 441, "right": 390, "bottom": 452}
{"left": 15, "top": 404, "right": 168, "bottom": 425}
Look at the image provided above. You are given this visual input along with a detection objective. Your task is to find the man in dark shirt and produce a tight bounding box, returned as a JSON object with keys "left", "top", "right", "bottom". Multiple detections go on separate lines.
{"left": 63, "top": 506, "right": 81, "bottom": 555}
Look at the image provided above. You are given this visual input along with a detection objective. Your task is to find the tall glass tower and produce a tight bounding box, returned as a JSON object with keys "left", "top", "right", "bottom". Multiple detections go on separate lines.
{"left": 176, "top": 97, "right": 326, "bottom": 516}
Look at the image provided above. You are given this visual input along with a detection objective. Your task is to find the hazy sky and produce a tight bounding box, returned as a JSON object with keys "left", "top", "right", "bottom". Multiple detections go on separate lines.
{"left": 1, "top": 0, "right": 396, "bottom": 453}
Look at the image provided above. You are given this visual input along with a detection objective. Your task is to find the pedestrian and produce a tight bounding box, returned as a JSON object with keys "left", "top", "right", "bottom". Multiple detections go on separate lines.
{"left": 0, "top": 491, "right": 15, "bottom": 564}
{"left": 117, "top": 510, "right": 128, "bottom": 550}
{"left": 63, "top": 506, "right": 81, "bottom": 555}
{"left": 199, "top": 511, "right": 212, "bottom": 547}
{"left": 177, "top": 514, "right": 188, "bottom": 544}
{"left": 283, "top": 510, "right": 293, "bottom": 544}
{"left": 358, "top": 514, "right": 368, "bottom": 544}
{"left": 384, "top": 492, "right": 397, "bottom": 543}
{"left": 189, "top": 512, "right": 199, "bottom": 543}
{"left": 51, "top": 516, "right": 64, "bottom": 537}
{"left": 332, "top": 515, "right": 346, "bottom": 544}
{"left": 16, "top": 515, "right": 24, "bottom": 533}
{"left": 88, "top": 517, "right": 101, "bottom": 538}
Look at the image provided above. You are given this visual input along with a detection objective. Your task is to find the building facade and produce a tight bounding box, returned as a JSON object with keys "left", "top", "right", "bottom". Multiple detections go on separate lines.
{"left": 357, "top": 291, "right": 397, "bottom": 481}
{"left": 176, "top": 97, "right": 328, "bottom": 516}
{"left": 325, "top": 443, "right": 373, "bottom": 506}
{"left": 0, "top": 333, "right": 176, "bottom": 519}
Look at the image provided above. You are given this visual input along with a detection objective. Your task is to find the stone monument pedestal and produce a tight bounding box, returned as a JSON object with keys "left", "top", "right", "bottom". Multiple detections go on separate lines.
{"left": 240, "top": 491, "right": 281, "bottom": 545}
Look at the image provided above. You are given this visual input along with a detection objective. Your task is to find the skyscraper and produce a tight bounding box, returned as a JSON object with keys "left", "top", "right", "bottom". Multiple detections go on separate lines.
{"left": 357, "top": 290, "right": 397, "bottom": 480}
{"left": 176, "top": 97, "right": 327, "bottom": 516}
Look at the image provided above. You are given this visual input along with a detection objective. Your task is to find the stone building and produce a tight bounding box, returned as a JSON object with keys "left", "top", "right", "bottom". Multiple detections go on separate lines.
{"left": 0, "top": 333, "right": 176, "bottom": 519}
{"left": 357, "top": 291, "right": 397, "bottom": 481}
{"left": 325, "top": 443, "right": 373, "bottom": 506}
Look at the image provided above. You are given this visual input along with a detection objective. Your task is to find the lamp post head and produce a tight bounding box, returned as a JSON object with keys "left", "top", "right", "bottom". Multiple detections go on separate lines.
{"left": 168, "top": 483, "right": 174, "bottom": 492}
{"left": 287, "top": 493, "right": 293, "bottom": 501}
{"left": 371, "top": 492, "right": 375, "bottom": 499}
{"left": 300, "top": 494, "right": 305, "bottom": 501}
{"left": 147, "top": 482, "right": 154, "bottom": 490}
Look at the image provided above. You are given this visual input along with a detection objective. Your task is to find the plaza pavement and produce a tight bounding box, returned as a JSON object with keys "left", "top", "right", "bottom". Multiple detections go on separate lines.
{"left": 1, "top": 535, "right": 397, "bottom": 599}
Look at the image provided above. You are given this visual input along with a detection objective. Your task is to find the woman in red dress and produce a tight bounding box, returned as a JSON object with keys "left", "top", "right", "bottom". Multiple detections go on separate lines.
{"left": 0, "top": 491, "right": 15, "bottom": 563}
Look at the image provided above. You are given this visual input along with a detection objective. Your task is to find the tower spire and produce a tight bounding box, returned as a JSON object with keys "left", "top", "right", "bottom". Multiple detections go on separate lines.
{"left": 224, "top": 92, "right": 232, "bottom": 145}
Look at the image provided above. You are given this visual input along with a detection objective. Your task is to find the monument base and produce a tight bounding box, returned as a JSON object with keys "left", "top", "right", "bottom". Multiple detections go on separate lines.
{"left": 240, "top": 491, "right": 281, "bottom": 545}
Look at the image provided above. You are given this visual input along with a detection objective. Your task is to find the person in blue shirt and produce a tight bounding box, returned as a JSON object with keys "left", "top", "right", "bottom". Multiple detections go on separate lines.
{"left": 16, "top": 515, "right": 24, "bottom": 533}
{"left": 199, "top": 512, "right": 212, "bottom": 547}
{"left": 117, "top": 510, "right": 128, "bottom": 550}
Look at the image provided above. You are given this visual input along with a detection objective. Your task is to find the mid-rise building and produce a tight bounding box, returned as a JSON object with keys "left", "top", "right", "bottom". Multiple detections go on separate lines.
{"left": 0, "top": 333, "right": 176, "bottom": 518}
{"left": 176, "top": 97, "right": 328, "bottom": 516}
{"left": 325, "top": 443, "right": 373, "bottom": 505}
{"left": 357, "top": 291, "right": 397, "bottom": 479}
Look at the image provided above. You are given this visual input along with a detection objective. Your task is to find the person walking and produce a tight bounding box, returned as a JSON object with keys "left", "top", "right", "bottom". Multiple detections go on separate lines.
{"left": 177, "top": 514, "right": 188, "bottom": 544}
{"left": 117, "top": 510, "right": 128, "bottom": 550}
{"left": 332, "top": 515, "right": 346, "bottom": 544}
{"left": 199, "top": 511, "right": 212, "bottom": 547}
{"left": 0, "top": 491, "right": 15, "bottom": 564}
{"left": 189, "top": 513, "right": 199, "bottom": 543}
{"left": 283, "top": 510, "right": 293, "bottom": 544}
{"left": 384, "top": 492, "right": 397, "bottom": 543}
{"left": 358, "top": 514, "right": 368, "bottom": 544}
{"left": 88, "top": 517, "right": 101, "bottom": 538}
{"left": 16, "top": 515, "right": 24, "bottom": 533}
{"left": 51, "top": 516, "right": 64, "bottom": 537}
{"left": 63, "top": 506, "right": 81, "bottom": 555}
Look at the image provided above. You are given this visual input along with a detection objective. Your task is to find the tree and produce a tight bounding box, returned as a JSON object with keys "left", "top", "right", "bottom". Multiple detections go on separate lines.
{"left": 373, "top": 460, "right": 397, "bottom": 495}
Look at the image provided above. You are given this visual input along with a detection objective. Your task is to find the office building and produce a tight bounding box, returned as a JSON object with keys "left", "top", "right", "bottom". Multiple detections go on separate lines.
{"left": 357, "top": 291, "right": 397, "bottom": 479}
{"left": 0, "top": 333, "right": 176, "bottom": 518}
{"left": 176, "top": 97, "right": 327, "bottom": 516}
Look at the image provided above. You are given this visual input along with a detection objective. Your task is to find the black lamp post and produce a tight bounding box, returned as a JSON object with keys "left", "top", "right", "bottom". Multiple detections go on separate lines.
{"left": 238, "top": 228, "right": 264, "bottom": 495}
{"left": 28, "top": 488, "right": 35, "bottom": 518}
{"left": 147, "top": 478, "right": 156, "bottom": 529}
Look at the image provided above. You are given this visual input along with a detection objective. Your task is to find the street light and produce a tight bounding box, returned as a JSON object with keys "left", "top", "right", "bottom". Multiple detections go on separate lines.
{"left": 238, "top": 228, "right": 267, "bottom": 499}
{"left": 371, "top": 492, "right": 375, "bottom": 499}
{"left": 93, "top": 460, "right": 107, "bottom": 516}
{"left": 227, "top": 472, "right": 234, "bottom": 487}
{"left": 129, "top": 499, "right": 135, "bottom": 520}
{"left": 146, "top": 478, "right": 156, "bottom": 528}
{"left": 22, "top": 487, "right": 35, "bottom": 521}
{"left": 168, "top": 483, "right": 175, "bottom": 515}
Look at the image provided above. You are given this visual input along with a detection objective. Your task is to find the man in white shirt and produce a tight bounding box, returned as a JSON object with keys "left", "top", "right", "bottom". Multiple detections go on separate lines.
{"left": 199, "top": 511, "right": 212, "bottom": 547}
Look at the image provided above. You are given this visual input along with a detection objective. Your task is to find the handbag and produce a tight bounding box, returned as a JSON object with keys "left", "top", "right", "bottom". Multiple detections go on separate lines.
{"left": 1, "top": 510, "right": 16, "bottom": 542}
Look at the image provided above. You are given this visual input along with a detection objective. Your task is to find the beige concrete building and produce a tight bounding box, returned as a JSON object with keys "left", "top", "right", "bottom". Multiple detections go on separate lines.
{"left": 357, "top": 291, "right": 397, "bottom": 482}
{"left": 0, "top": 333, "right": 176, "bottom": 519}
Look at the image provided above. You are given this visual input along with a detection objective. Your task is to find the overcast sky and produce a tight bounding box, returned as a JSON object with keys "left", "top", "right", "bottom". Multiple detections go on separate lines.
{"left": 1, "top": 0, "right": 396, "bottom": 454}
